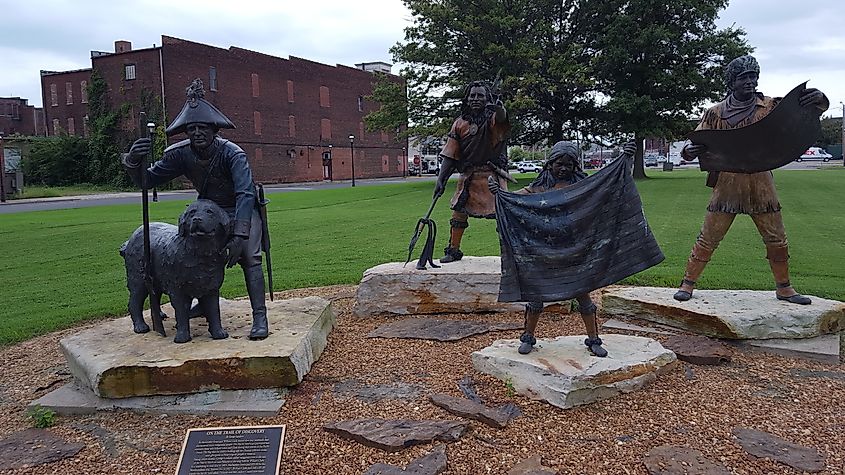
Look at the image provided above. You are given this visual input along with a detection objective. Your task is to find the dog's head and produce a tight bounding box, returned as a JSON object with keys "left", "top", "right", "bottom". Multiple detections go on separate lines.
{"left": 178, "top": 199, "right": 230, "bottom": 248}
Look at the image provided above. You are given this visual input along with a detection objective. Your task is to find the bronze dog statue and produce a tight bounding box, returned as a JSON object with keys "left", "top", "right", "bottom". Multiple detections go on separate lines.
{"left": 121, "top": 199, "right": 231, "bottom": 343}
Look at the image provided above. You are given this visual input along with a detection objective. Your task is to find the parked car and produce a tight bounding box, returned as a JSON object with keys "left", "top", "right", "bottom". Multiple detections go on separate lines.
{"left": 795, "top": 147, "right": 832, "bottom": 162}
{"left": 644, "top": 155, "right": 659, "bottom": 167}
{"left": 517, "top": 162, "right": 542, "bottom": 173}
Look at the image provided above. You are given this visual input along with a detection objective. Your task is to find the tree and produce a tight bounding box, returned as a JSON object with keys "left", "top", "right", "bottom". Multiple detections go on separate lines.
{"left": 392, "top": 0, "right": 607, "bottom": 144}
{"left": 591, "top": 0, "right": 751, "bottom": 178}
{"left": 22, "top": 135, "right": 89, "bottom": 186}
{"left": 390, "top": 0, "right": 748, "bottom": 179}
{"left": 86, "top": 69, "right": 131, "bottom": 186}
{"left": 363, "top": 72, "right": 408, "bottom": 139}
{"left": 817, "top": 116, "right": 842, "bottom": 149}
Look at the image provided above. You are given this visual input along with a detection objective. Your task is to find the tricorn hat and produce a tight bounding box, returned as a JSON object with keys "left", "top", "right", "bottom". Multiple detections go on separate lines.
{"left": 165, "top": 79, "right": 235, "bottom": 136}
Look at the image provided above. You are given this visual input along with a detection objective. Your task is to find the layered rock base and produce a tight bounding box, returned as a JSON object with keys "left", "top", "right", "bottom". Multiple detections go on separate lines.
{"left": 472, "top": 334, "right": 676, "bottom": 409}
{"left": 602, "top": 287, "right": 843, "bottom": 339}
{"left": 61, "top": 296, "right": 335, "bottom": 398}
{"left": 353, "top": 256, "right": 524, "bottom": 316}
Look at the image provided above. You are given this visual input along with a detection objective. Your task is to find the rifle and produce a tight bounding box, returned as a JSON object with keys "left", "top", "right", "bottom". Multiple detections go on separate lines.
{"left": 138, "top": 112, "right": 165, "bottom": 336}
{"left": 490, "top": 68, "right": 504, "bottom": 104}
{"left": 405, "top": 195, "right": 441, "bottom": 270}
{"left": 256, "top": 183, "right": 274, "bottom": 301}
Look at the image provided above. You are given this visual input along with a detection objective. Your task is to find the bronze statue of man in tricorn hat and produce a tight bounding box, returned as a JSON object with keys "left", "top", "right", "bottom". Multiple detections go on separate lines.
{"left": 122, "top": 79, "right": 270, "bottom": 340}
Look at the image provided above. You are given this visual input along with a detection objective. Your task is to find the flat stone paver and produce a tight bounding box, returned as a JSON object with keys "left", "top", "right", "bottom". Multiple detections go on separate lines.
{"left": 472, "top": 334, "right": 676, "bottom": 409}
{"left": 602, "top": 286, "right": 843, "bottom": 339}
{"left": 61, "top": 297, "right": 335, "bottom": 398}
{"left": 353, "top": 257, "right": 524, "bottom": 316}
{"left": 30, "top": 383, "right": 286, "bottom": 417}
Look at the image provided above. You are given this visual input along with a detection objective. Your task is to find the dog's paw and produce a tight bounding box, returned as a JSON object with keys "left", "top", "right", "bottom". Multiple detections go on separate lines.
{"left": 173, "top": 332, "right": 192, "bottom": 344}
{"left": 210, "top": 329, "right": 229, "bottom": 340}
{"left": 133, "top": 322, "right": 151, "bottom": 334}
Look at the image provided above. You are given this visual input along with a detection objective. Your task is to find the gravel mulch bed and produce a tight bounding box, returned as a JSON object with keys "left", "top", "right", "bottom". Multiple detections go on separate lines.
{"left": 0, "top": 285, "right": 843, "bottom": 474}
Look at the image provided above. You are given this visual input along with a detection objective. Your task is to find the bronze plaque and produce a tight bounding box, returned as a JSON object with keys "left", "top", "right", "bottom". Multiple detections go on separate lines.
{"left": 175, "top": 425, "right": 285, "bottom": 475}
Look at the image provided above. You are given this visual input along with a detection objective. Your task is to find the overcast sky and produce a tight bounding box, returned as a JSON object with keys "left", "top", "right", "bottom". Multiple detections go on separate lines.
{"left": 1, "top": 0, "right": 843, "bottom": 117}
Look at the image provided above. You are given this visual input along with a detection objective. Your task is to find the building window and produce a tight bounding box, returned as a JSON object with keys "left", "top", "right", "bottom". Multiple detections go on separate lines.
{"left": 125, "top": 64, "right": 136, "bottom": 80}
{"left": 359, "top": 122, "right": 365, "bottom": 141}
{"left": 67, "top": 118, "right": 75, "bottom": 135}
{"left": 80, "top": 80, "right": 88, "bottom": 103}
{"left": 52, "top": 118, "right": 60, "bottom": 135}
{"left": 319, "top": 86, "right": 330, "bottom": 108}
{"left": 287, "top": 80, "right": 294, "bottom": 103}
{"left": 254, "top": 111, "right": 261, "bottom": 135}
{"left": 50, "top": 84, "right": 58, "bottom": 106}
{"left": 65, "top": 82, "right": 73, "bottom": 105}
{"left": 255, "top": 147, "right": 263, "bottom": 162}
{"left": 251, "top": 73, "right": 260, "bottom": 98}
{"left": 288, "top": 115, "right": 296, "bottom": 137}
{"left": 209, "top": 67, "right": 217, "bottom": 91}
{"left": 320, "top": 118, "right": 331, "bottom": 140}
{"left": 83, "top": 115, "right": 89, "bottom": 137}
{"left": 358, "top": 96, "right": 364, "bottom": 112}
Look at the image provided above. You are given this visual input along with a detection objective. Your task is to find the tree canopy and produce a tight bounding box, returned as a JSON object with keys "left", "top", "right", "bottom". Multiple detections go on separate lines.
{"left": 379, "top": 0, "right": 750, "bottom": 177}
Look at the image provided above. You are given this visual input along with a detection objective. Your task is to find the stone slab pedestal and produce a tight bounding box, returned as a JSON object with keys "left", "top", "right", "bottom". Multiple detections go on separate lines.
{"left": 354, "top": 256, "right": 524, "bottom": 316}
{"left": 602, "top": 286, "right": 843, "bottom": 340}
{"left": 30, "top": 383, "right": 286, "bottom": 417}
{"left": 471, "top": 334, "right": 676, "bottom": 409}
{"left": 60, "top": 297, "right": 335, "bottom": 398}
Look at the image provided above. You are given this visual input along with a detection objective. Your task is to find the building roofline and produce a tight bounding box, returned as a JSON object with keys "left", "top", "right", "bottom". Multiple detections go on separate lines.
{"left": 40, "top": 68, "right": 93, "bottom": 77}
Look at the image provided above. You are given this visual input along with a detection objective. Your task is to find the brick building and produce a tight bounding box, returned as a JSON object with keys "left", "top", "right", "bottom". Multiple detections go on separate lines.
{"left": 0, "top": 97, "right": 45, "bottom": 136}
{"left": 40, "top": 35, "right": 407, "bottom": 183}
{"left": 40, "top": 68, "right": 92, "bottom": 138}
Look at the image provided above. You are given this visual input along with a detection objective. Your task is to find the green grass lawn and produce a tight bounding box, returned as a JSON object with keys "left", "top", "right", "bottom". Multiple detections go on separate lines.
{"left": 1, "top": 167, "right": 843, "bottom": 345}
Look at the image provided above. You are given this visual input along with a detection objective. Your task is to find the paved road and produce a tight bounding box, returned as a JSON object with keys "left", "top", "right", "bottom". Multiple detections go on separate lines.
{"left": 0, "top": 175, "right": 439, "bottom": 214}
{"left": 647, "top": 159, "right": 844, "bottom": 172}
{"left": 3, "top": 160, "right": 842, "bottom": 214}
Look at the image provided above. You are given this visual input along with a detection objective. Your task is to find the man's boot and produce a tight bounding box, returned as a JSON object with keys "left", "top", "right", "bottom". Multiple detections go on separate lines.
{"left": 518, "top": 302, "right": 543, "bottom": 354}
{"left": 243, "top": 264, "right": 270, "bottom": 339}
{"left": 767, "top": 244, "right": 811, "bottom": 305}
{"left": 440, "top": 219, "right": 468, "bottom": 263}
{"left": 673, "top": 243, "right": 713, "bottom": 301}
{"left": 577, "top": 298, "right": 607, "bottom": 357}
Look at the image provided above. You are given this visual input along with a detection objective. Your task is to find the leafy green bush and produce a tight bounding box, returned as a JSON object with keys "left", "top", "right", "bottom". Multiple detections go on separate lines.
{"left": 26, "top": 405, "right": 57, "bottom": 428}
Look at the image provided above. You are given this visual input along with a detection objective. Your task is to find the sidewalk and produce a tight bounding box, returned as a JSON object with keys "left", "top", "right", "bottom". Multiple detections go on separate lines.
{"left": 1, "top": 174, "right": 437, "bottom": 207}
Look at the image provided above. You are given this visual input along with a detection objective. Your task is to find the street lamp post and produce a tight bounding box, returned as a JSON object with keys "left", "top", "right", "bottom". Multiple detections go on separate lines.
{"left": 0, "top": 133, "right": 6, "bottom": 203}
{"left": 328, "top": 144, "right": 333, "bottom": 181}
{"left": 348, "top": 134, "right": 356, "bottom": 187}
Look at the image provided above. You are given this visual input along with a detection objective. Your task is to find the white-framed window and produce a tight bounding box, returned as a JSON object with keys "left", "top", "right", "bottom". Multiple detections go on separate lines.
{"left": 125, "top": 64, "right": 136, "bottom": 80}
{"left": 50, "top": 84, "right": 58, "bottom": 106}
{"left": 358, "top": 96, "right": 364, "bottom": 112}
{"left": 80, "top": 80, "right": 88, "bottom": 103}
{"left": 65, "top": 82, "right": 73, "bottom": 105}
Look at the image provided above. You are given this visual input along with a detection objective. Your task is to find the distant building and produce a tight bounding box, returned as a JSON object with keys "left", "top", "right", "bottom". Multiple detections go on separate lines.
{"left": 0, "top": 97, "right": 45, "bottom": 136}
{"left": 355, "top": 62, "right": 392, "bottom": 74}
{"left": 40, "top": 36, "right": 407, "bottom": 183}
